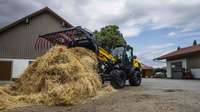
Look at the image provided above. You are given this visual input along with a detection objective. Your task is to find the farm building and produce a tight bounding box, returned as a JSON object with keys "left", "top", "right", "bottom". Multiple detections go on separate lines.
{"left": 0, "top": 7, "right": 73, "bottom": 80}
{"left": 156, "top": 40, "right": 200, "bottom": 79}
{"left": 141, "top": 64, "right": 154, "bottom": 78}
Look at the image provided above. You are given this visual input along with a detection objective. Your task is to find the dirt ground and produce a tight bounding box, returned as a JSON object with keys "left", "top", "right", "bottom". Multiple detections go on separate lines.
{"left": 6, "top": 79, "right": 200, "bottom": 112}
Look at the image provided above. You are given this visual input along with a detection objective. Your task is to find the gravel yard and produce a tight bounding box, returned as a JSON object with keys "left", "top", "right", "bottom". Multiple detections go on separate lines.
{"left": 7, "top": 78, "right": 200, "bottom": 112}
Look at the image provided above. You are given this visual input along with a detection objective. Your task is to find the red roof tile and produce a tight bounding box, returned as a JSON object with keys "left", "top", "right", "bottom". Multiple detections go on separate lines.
{"left": 156, "top": 44, "right": 200, "bottom": 60}
{"left": 142, "top": 64, "right": 153, "bottom": 69}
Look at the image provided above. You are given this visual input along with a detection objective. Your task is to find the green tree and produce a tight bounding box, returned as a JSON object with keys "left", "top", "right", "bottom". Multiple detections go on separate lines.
{"left": 94, "top": 25, "right": 126, "bottom": 49}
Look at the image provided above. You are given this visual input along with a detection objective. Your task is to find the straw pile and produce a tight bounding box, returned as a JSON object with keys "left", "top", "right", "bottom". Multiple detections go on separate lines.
{"left": 0, "top": 85, "right": 28, "bottom": 110}
{"left": 0, "top": 45, "right": 102, "bottom": 109}
{"left": 0, "top": 86, "right": 17, "bottom": 110}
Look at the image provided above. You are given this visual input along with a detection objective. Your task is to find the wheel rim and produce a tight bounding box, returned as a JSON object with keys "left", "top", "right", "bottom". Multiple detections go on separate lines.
{"left": 112, "top": 71, "right": 125, "bottom": 87}
{"left": 136, "top": 73, "right": 141, "bottom": 84}
{"left": 116, "top": 73, "right": 125, "bottom": 86}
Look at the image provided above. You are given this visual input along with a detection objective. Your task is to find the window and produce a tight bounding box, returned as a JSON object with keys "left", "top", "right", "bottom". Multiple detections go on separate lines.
{"left": 171, "top": 61, "right": 182, "bottom": 72}
{"left": 126, "top": 49, "right": 133, "bottom": 62}
{"left": 112, "top": 47, "right": 124, "bottom": 59}
{"left": 29, "top": 61, "right": 34, "bottom": 65}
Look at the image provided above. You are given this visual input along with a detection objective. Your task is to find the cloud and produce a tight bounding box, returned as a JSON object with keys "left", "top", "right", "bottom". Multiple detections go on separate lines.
{"left": 135, "top": 43, "right": 176, "bottom": 67}
{"left": 148, "top": 43, "right": 175, "bottom": 50}
{"left": 0, "top": 0, "right": 41, "bottom": 26}
{"left": 168, "top": 32, "right": 176, "bottom": 37}
{"left": 136, "top": 43, "right": 175, "bottom": 56}
{"left": 121, "top": 26, "right": 141, "bottom": 37}
{"left": 1, "top": 0, "right": 200, "bottom": 38}
{"left": 168, "top": 31, "right": 200, "bottom": 38}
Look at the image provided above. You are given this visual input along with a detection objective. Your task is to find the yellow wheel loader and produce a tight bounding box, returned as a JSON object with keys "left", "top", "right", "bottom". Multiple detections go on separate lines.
{"left": 35, "top": 26, "right": 142, "bottom": 89}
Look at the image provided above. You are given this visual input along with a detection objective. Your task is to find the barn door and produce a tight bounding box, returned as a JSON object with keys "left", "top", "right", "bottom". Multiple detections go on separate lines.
{"left": 0, "top": 61, "right": 12, "bottom": 80}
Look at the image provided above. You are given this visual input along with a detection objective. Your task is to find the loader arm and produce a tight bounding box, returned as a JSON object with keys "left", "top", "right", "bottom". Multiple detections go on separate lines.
{"left": 35, "top": 26, "right": 98, "bottom": 53}
{"left": 36, "top": 26, "right": 116, "bottom": 64}
{"left": 98, "top": 47, "right": 116, "bottom": 63}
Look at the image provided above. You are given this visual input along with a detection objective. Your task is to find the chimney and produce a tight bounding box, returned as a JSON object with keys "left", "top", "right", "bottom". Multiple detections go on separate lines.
{"left": 193, "top": 40, "right": 197, "bottom": 46}
{"left": 177, "top": 46, "right": 181, "bottom": 50}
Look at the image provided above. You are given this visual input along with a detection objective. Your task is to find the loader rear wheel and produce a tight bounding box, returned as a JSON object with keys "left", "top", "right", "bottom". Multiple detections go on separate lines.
{"left": 129, "top": 71, "right": 141, "bottom": 86}
{"left": 110, "top": 70, "right": 126, "bottom": 89}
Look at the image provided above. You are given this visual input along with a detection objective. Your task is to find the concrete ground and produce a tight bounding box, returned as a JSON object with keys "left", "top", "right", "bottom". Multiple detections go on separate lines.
{"left": 7, "top": 78, "right": 200, "bottom": 112}
{"left": 142, "top": 78, "right": 200, "bottom": 91}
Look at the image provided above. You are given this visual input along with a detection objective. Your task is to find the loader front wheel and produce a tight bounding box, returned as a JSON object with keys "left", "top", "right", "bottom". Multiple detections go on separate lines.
{"left": 110, "top": 70, "right": 126, "bottom": 89}
{"left": 129, "top": 71, "right": 142, "bottom": 86}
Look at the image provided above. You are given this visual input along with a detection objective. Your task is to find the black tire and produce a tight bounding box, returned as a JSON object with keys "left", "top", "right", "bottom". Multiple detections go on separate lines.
{"left": 110, "top": 69, "right": 126, "bottom": 89}
{"left": 129, "top": 71, "right": 142, "bottom": 86}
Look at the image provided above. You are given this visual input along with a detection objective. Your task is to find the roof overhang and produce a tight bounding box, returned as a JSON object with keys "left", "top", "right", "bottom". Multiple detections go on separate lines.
{"left": 155, "top": 45, "right": 200, "bottom": 60}
{"left": 155, "top": 51, "right": 200, "bottom": 60}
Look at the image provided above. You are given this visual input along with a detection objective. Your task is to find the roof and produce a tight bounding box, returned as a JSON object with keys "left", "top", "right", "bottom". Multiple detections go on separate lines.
{"left": 142, "top": 64, "right": 153, "bottom": 70}
{"left": 156, "top": 44, "right": 200, "bottom": 60}
{"left": 0, "top": 7, "right": 73, "bottom": 33}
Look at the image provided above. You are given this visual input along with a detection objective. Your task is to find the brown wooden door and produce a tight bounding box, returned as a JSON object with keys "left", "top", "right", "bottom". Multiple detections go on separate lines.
{"left": 0, "top": 61, "right": 12, "bottom": 80}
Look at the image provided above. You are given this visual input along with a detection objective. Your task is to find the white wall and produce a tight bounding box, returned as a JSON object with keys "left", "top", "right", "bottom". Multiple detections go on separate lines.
{"left": 12, "top": 59, "right": 29, "bottom": 78}
{"left": 191, "top": 69, "right": 200, "bottom": 79}
{"left": 0, "top": 58, "right": 34, "bottom": 79}
{"left": 166, "top": 59, "right": 187, "bottom": 78}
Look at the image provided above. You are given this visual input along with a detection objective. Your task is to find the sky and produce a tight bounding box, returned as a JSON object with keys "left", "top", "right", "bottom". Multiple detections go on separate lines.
{"left": 1, "top": 0, "right": 200, "bottom": 67}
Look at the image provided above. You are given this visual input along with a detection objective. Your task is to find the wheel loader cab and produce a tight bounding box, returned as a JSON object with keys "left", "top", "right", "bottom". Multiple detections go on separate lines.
{"left": 112, "top": 47, "right": 124, "bottom": 61}
{"left": 111, "top": 45, "right": 134, "bottom": 68}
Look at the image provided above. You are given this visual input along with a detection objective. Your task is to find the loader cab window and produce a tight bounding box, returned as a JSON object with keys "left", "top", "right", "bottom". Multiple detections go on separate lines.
{"left": 112, "top": 47, "right": 124, "bottom": 60}
{"left": 126, "top": 49, "right": 133, "bottom": 62}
